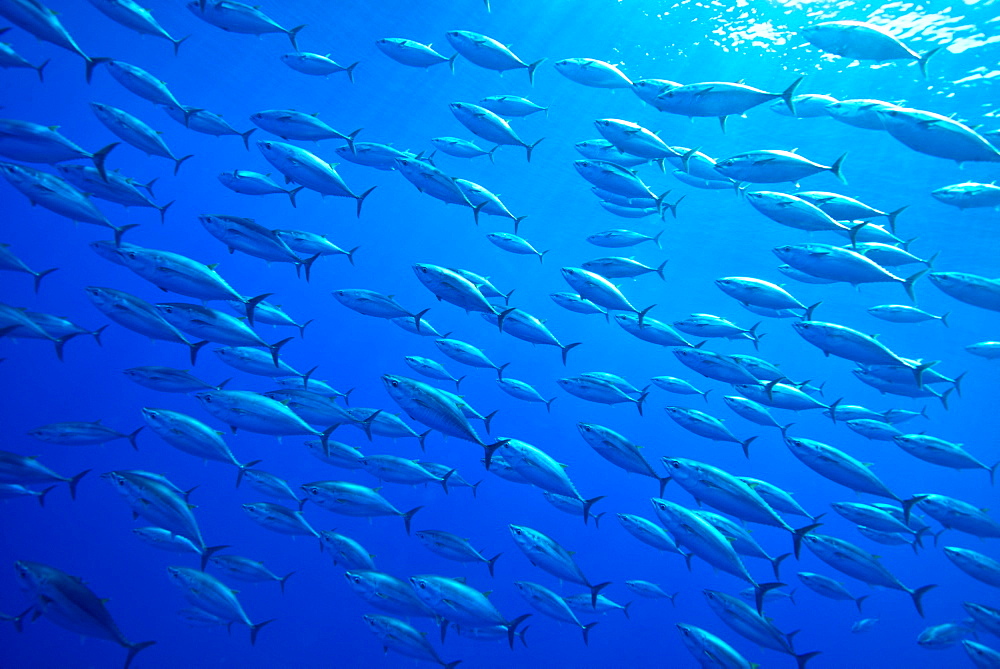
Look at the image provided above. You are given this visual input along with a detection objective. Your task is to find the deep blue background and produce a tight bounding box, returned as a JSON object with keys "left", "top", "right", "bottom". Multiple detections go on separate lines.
{"left": 1, "top": 0, "right": 998, "bottom": 667}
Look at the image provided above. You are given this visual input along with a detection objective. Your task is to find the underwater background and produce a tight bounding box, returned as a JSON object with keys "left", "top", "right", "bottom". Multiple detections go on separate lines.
{"left": 1, "top": 0, "right": 999, "bottom": 667}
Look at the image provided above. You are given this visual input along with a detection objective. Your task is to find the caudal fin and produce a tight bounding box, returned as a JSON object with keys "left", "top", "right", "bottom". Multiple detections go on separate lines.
{"left": 124, "top": 640, "right": 157, "bottom": 669}
{"left": 792, "top": 523, "right": 822, "bottom": 559}
{"left": 401, "top": 506, "right": 423, "bottom": 535}
{"left": 918, "top": 47, "right": 941, "bottom": 78}
{"left": 483, "top": 439, "right": 510, "bottom": 470}
{"left": 635, "top": 391, "right": 650, "bottom": 416}
{"left": 91, "top": 142, "right": 118, "bottom": 181}
{"left": 126, "top": 427, "right": 143, "bottom": 451}
{"left": 771, "top": 552, "right": 792, "bottom": 580}
{"left": 506, "top": 613, "right": 532, "bottom": 649}
{"left": 487, "top": 552, "right": 502, "bottom": 577}
{"left": 526, "top": 137, "right": 544, "bottom": 163}
{"left": 589, "top": 581, "right": 612, "bottom": 607}
{"left": 200, "top": 544, "right": 229, "bottom": 571}
{"left": 754, "top": 582, "right": 786, "bottom": 615}
{"left": 740, "top": 435, "right": 757, "bottom": 459}
{"left": 582, "top": 621, "right": 598, "bottom": 646}
{"left": 249, "top": 619, "right": 276, "bottom": 645}
{"left": 526, "top": 58, "right": 545, "bottom": 86}
{"left": 903, "top": 269, "right": 927, "bottom": 303}
{"left": 188, "top": 340, "right": 209, "bottom": 366}
{"left": 830, "top": 153, "right": 848, "bottom": 185}
{"left": 355, "top": 186, "right": 377, "bottom": 218}
{"left": 278, "top": 571, "right": 295, "bottom": 594}
{"left": 781, "top": 76, "right": 803, "bottom": 114}
{"left": 32, "top": 267, "right": 58, "bottom": 294}
{"left": 582, "top": 495, "right": 605, "bottom": 524}
{"left": 561, "top": 342, "right": 582, "bottom": 366}
{"left": 795, "top": 651, "right": 822, "bottom": 669}
{"left": 910, "top": 584, "right": 937, "bottom": 617}
{"left": 67, "top": 469, "right": 91, "bottom": 500}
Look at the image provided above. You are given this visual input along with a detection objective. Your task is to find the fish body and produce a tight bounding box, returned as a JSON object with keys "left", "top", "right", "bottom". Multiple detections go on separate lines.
{"left": 376, "top": 37, "right": 455, "bottom": 69}
{"left": 445, "top": 30, "right": 542, "bottom": 83}
{"left": 554, "top": 58, "right": 632, "bottom": 88}
{"left": 187, "top": 0, "right": 304, "bottom": 48}
{"left": 716, "top": 149, "right": 846, "bottom": 184}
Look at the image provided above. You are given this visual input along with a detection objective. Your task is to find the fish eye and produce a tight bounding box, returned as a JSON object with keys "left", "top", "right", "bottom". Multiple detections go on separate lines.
{"left": 670, "top": 461, "right": 680, "bottom": 469}
{"left": 514, "top": 528, "right": 522, "bottom": 535}
{"left": 419, "top": 582, "right": 426, "bottom": 589}
{"left": 353, "top": 577, "right": 360, "bottom": 583}
{"left": 390, "top": 380, "right": 398, "bottom": 387}
{"left": 203, "top": 395, "right": 212, "bottom": 403}
{"left": 657, "top": 502, "right": 666, "bottom": 509}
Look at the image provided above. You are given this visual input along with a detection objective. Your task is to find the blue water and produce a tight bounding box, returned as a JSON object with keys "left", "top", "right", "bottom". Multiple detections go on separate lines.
{"left": 2, "top": 0, "right": 999, "bottom": 667}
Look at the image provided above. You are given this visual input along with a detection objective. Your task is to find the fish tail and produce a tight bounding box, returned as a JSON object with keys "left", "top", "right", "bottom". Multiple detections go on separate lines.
{"left": 91, "top": 142, "right": 118, "bottom": 181}
{"left": 32, "top": 267, "right": 59, "bottom": 294}
{"left": 482, "top": 410, "right": 498, "bottom": 434}
{"left": 53, "top": 333, "right": 81, "bottom": 362}
{"left": 440, "top": 469, "right": 455, "bottom": 494}
{"left": 513, "top": 216, "right": 527, "bottom": 235}
{"left": 249, "top": 619, "right": 276, "bottom": 646}
{"left": 287, "top": 25, "right": 307, "bottom": 51}
{"left": 506, "top": 614, "right": 532, "bottom": 649}
{"left": 112, "top": 223, "right": 140, "bottom": 248}
{"left": 482, "top": 439, "right": 509, "bottom": 470}
{"left": 827, "top": 398, "right": 842, "bottom": 423}
{"left": 126, "top": 426, "right": 143, "bottom": 451}
{"left": 925, "top": 251, "right": 938, "bottom": 268}
{"left": 901, "top": 495, "right": 927, "bottom": 526}
{"left": 37, "top": 485, "right": 56, "bottom": 507}
{"left": 664, "top": 194, "right": 685, "bottom": 219}
{"left": 172, "top": 35, "right": 191, "bottom": 56}
{"left": 35, "top": 59, "right": 49, "bottom": 82}
{"left": 287, "top": 185, "right": 305, "bottom": 208}
{"left": 416, "top": 428, "right": 431, "bottom": 451}
{"left": 235, "top": 459, "right": 262, "bottom": 488}
{"left": 855, "top": 595, "right": 868, "bottom": 613}
{"left": 940, "top": 311, "right": 950, "bottom": 328}
{"left": 340, "top": 387, "right": 355, "bottom": 406}
{"left": 886, "top": 205, "right": 908, "bottom": 233}
{"left": 443, "top": 661, "right": 462, "bottom": 669}
{"left": 244, "top": 293, "right": 273, "bottom": 327}
{"left": 189, "top": 340, "right": 209, "bottom": 366}
{"left": 952, "top": 371, "right": 966, "bottom": 398}
{"left": 582, "top": 495, "right": 606, "bottom": 524}
{"left": 487, "top": 552, "right": 502, "bottom": 577}
{"left": 989, "top": 461, "right": 999, "bottom": 486}
{"left": 792, "top": 523, "right": 821, "bottom": 559}
{"left": 622, "top": 601, "right": 633, "bottom": 620}
{"left": 526, "top": 58, "right": 545, "bottom": 86}
{"left": 939, "top": 387, "right": 953, "bottom": 410}
{"left": 910, "top": 584, "right": 937, "bottom": 617}
{"left": 795, "top": 651, "right": 822, "bottom": 669}
{"left": 200, "top": 545, "right": 229, "bottom": 571}
{"left": 544, "top": 397, "right": 556, "bottom": 413}
{"left": 124, "top": 640, "right": 157, "bottom": 669}
{"left": 301, "top": 253, "right": 322, "bottom": 282}
{"left": 278, "top": 571, "right": 295, "bottom": 594}
{"left": 526, "top": 137, "right": 544, "bottom": 163}
{"left": 683, "top": 552, "right": 694, "bottom": 571}
{"left": 753, "top": 582, "right": 786, "bottom": 615}
{"left": 344, "top": 61, "right": 359, "bottom": 84}
{"left": 589, "top": 581, "right": 612, "bottom": 608}
{"left": 157, "top": 200, "right": 175, "bottom": 225}
{"left": 657, "top": 476, "right": 671, "bottom": 497}
{"left": 470, "top": 480, "right": 482, "bottom": 498}
{"left": 666, "top": 592, "right": 680, "bottom": 607}
{"left": 538, "top": 249, "right": 549, "bottom": 264}
{"left": 472, "top": 201, "right": 489, "bottom": 225}
{"left": 781, "top": 76, "right": 803, "bottom": 114}
{"left": 740, "top": 435, "right": 757, "bottom": 459}
{"left": 412, "top": 308, "right": 430, "bottom": 334}
{"left": 301, "top": 367, "right": 319, "bottom": 390}
{"left": 496, "top": 307, "right": 516, "bottom": 333}
{"left": 633, "top": 390, "right": 649, "bottom": 417}
{"left": 85, "top": 56, "right": 110, "bottom": 84}
{"left": 830, "top": 152, "right": 848, "bottom": 185}
{"left": 267, "top": 336, "right": 294, "bottom": 367}
{"left": 67, "top": 469, "right": 91, "bottom": 500}
{"left": 401, "top": 506, "right": 423, "bottom": 535}
{"left": 655, "top": 260, "right": 668, "bottom": 281}
{"left": 903, "top": 269, "right": 927, "bottom": 302}
{"left": 561, "top": 342, "right": 582, "bottom": 366}
{"left": 496, "top": 362, "right": 511, "bottom": 381}
{"left": 771, "top": 552, "right": 792, "bottom": 580}
{"left": 355, "top": 186, "right": 377, "bottom": 217}
{"left": 912, "top": 359, "right": 937, "bottom": 387}
{"left": 918, "top": 46, "right": 941, "bottom": 78}
{"left": 582, "top": 621, "right": 598, "bottom": 646}
{"left": 180, "top": 107, "right": 204, "bottom": 128}
{"left": 173, "top": 154, "right": 194, "bottom": 176}
{"left": 847, "top": 221, "right": 868, "bottom": 248}
{"left": 447, "top": 52, "right": 458, "bottom": 74}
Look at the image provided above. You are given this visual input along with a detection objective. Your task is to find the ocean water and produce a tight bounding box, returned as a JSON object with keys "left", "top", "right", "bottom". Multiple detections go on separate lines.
{"left": 1, "top": 0, "right": 999, "bottom": 667}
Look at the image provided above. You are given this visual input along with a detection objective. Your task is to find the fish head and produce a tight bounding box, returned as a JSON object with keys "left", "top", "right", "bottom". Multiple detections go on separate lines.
{"left": 382, "top": 373, "right": 419, "bottom": 401}
{"left": 13, "top": 560, "right": 52, "bottom": 592}
{"left": 140, "top": 407, "right": 167, "bottom": 427}
{"left": 101, "top": 470, "right": 130, "bottom": 492}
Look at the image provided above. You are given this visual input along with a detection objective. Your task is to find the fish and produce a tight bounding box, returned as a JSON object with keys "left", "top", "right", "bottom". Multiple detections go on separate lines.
{"left": 676, "top": 623, "right": 754, "bottom": 668}
{"left": 333, "top": 288, "right": 429, "bottom": 329}
{"left": 187, "top": 0, "right": 305, "bottom": 49}
{"left": 166, "top": 566, "right": 274, "bottom": 644}
{"left": 0, "top": 0, "right": 104, "bottom": 80}
{"left": 141, "top": 408, "right": 257, "bottom": 479}
{"left": 796, "top": 572, "right": 868, "bottom": 611}
{"left": 514, "top": 581, "right": 597, "bottom": 645}
{"left": 59, "top": 165, "right": 171, "bottom": 222}
{"left": 300, "top": 480, "right": 422, "bottom": 534}
{"left": 486, "top": 232, "right": 547, "bottom": 262}
{"left": 915, "top": 494, "right": 1000, "bottom": 538}
{"left": 280, "top": 52, "right": 357, "bottom": 81}
{"left": 715, "top": 150, "right": 847, "bottom": 184}
{"left": 431, "top": 136, "right": 497, "bottom": 161}
{"left": 0, "top": 450, "right": 88, "bottom": 499}
{"left": 257, "top": 140, "right": 374, "bottom": 216}
{"left": 14, "top": 561, "right": 156, "bottom": 667}
{"left": 484, "top": 308, "right": 582, "bottom": 364}
{"left": 375, "top": 37, "right": 457, "bottom": 70}
{"left": 962, "top": 640, "right": 1000, "bottom": 668}
{"left": 157, "top": 302, "right": 289, "bottom": 364}
{"left": 893, "top": 434, "right": 997, "bottom": 482}
{"left": 561, "top": 266, "right": 654, "bottom": 324}
{"left": 943, "top": 547, "right": 1000, "bottom": 588}
{"left": 509, "top": 525, "right": 609, "bottom": 606}
{"left": 479, "top": 95, "right": 547, "bottom": 117}
{"left": 0, "top": 242, "right": 57, "bottom": 292}
{"left": 802, "top": 20, "right": 940, "bottom": 76}
{"left": 933, "top": 182, "right": 1000, "bottom": 209}
{"left": 242, "top": 502, "right": 318, "bottom": 537}
{"left": 577, "top": 423, "right": 668, "bottom": 493}
{"left": 703, "top": 589, "right": 820, "bottom": 669}
{"left": 498, "top": 438, "right": 603, "bottom": 523}
{"left": 653, "top": 77, "right": 801, "bottom": 131}
{"left": 86, "top": 0, "right": 187, "bottom": 53}
{"left": 799, "top": 533, "right": 935, "bottom": 615}
{"left": 363, "top": 614, "right": 462, "bottom": 668}
{"left": 449, "top": 102, "right": 543, "bottom": 162}
{"left": 208, "top": 555, "right": 295, "bottom": 593}
{"left": 198, "top": 214, "right": 319, "bottom": 279}
{"left": 770, "top": 93, "right": 838, "bottom": 117}
{"left": 218, "top": 171, "right": 304, "bottom": 206}
{"left": 877, "top": 106, "right": 1000, "bottom": 165}
{"left": 663, "top": 407, "right": 757, "bottom": 457}
{"left": 414, "top": 530, "right": 501, "bottom": 576}
{"left": 928, "top": 272, "right": 1000, "bottom": 312}
{"left": 0, "top": 119, "right": 118, "bottom": 180}
{"left": 362, "top": 454, "right": 453, "bottom": 492}
{"left": 90, "top": 102, "right": 192, "bottom": 175}
{"left": 319, "top": 530, "right": 376, "bottom": 571}
{"left": 445, "top": 30, "right": 543, "bottom": 84}
{"left": 559, "top": 375, "right": 648, "bottom": 414}
{"left": 345, "top": 571, "right": 436, "bottom": 619}
{"left": 554, "top": 58, "right": 632, "bottom": 88}
{"left": 0, "top": 26, "right": 49, "bottom": 79}
{"left": 435, "top": 338, "right": 509, "bottom": 378}
{"left": 250, "top": 110, "right": 361, "bottom": 146}
{"left": 28, "top": 420, "right": 142, "bottom": 449}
